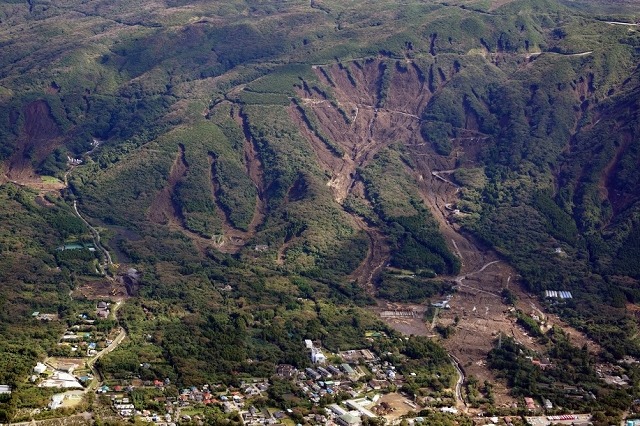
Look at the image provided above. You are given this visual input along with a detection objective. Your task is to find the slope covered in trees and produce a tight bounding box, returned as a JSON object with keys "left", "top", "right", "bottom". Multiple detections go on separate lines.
{"left": 1, "top": 0, "right": 640, "bottom": 422}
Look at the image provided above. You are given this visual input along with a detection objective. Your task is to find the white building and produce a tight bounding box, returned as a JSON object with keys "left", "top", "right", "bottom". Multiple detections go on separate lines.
{"left": 50, "top": 394, "right": 65, "bottom": 410}
{"left": 34, "top": 362, "right": 47, "bottom": 374}
{"left": 311, "top": 347, "right": 326, "bottom": 364}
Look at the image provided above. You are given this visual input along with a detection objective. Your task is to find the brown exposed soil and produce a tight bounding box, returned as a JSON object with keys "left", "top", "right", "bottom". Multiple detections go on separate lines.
{"left": 601, "top": 130, "right": 636, "bottom": 215}
{"left": 2, "top": 99, "right": 65, "bottom": 190}
{"left": 384, "top": 151, "right": 602, "bottom": 410}
{"left": 291, "top": 58, "right": 606, "bottom": 408}
{"left": 290, "top": 59, "right": 431, "bottom": 284}
{"left": 72, "top": 279, "right": 127, "bottom": 300}
{"left": 385, "top": 60, "right": 431, "bottom": 115}
{"left": 292, "top": 59, "right": 459, "bottom": 285}
{"left": 147, "top": 144, "right": 188, "bottom": 226}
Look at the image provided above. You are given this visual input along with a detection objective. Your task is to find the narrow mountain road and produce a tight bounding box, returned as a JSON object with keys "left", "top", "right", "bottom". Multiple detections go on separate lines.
{"left": 431, "top": 170, "right": 460, "bottom": 191}
{"left": 605, "top": 21, "right": 638, "bottom": 26}
{"left": 454, "top": 261, "right": 502, "bottom": 297}
{"left": 73, "top": 200, "right": 113, "bottom": 268}
{"left": 87, "top": 327, "right": 127, "bottom": 388}
{"left": 450, "top": 355, "right": 467, "bottom": 410}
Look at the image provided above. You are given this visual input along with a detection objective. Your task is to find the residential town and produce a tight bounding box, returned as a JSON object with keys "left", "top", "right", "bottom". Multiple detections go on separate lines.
{"left": 10, "top": 303, "right": 624, "bottom": 426}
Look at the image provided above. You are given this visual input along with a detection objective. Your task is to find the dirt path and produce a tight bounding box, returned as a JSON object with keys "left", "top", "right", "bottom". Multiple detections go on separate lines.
{"left": 347, "top": 214, "right": 390, "bottom": 293}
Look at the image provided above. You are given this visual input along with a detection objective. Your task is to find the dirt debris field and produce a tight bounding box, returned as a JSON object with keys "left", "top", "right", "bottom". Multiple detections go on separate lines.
{"left": 72, "top": 279, "right": 127, "bottom": 300}
{"left": 374, "top": 301, "right": 431, "bottom": 337}
{"left": 47, "top": 358, "right": 86, "bottom": 370}
{"left": 291, "top": 58, "right": 604, "bottom": 407}
{"left": 375, "top": 392, "right": 417, "bottom": 421}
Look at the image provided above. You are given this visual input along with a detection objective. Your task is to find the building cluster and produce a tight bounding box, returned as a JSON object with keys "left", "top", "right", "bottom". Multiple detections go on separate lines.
{"left": 524, "top": 414, "right": 592, "bottom": 426}
{"left": 270, "top": 341, "right": 420, "bottom": 425}
{"left": 101, "top": 381, "right": 273, "bottom": 425}
{"left": 67, "top": 156, "right": 83, "bottom": 165}
{"left": 596, "top": 363, "right": 631, "bottom": 387}
{"left": 96, "top": 301, "right": 110, "bottom": 319}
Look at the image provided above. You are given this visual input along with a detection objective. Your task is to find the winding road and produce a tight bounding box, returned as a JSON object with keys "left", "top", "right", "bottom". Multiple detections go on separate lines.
{"left": 450, "top": 355, "right": 467, "bottom": 410}
{"left": 72, "top": 200, "right": 113, "bottom": 270}
{"left": 454, "top": 260, "right": 502, "bottom": 297}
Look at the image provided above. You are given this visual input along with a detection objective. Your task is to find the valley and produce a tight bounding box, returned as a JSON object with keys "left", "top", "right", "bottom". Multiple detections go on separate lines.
{"left": 1, "top": 0, "right": 640, "bottom": 424}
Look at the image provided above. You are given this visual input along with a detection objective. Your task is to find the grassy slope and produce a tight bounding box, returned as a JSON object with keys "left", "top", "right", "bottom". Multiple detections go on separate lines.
{"left": 1, "top": 0, "right": 640, "bottom": 419}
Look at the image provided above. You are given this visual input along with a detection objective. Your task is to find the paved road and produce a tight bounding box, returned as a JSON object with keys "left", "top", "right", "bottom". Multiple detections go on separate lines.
{"left": 450, "top": 355, "right": 467, "bottom": 410}
{"left": 88, "top": 327, "right": 126, "bottom": 369}
{"left": 72, "top": 200, "right": 113, "bottom": 267}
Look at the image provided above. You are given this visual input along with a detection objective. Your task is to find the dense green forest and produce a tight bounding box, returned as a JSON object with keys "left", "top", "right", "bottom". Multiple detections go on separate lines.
{"left": 1, "top": 0, "right": 640, "bottom": 423}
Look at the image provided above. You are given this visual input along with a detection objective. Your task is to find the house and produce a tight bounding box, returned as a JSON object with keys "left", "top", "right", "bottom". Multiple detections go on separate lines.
{"left": 50, "top": 394, "right": 65, "bottom": 410}
{"left": 305, "top": 368, "right": 321, "bottom": 380}
{"left": 524, "top": 397, "right": 536, "bottom": 410}
{"left": 276, "top": 364, "right": 297, "bottom": 378}
{"left": 34, "top": 362, "right": 47, "bottom": 374}
{"left": 311, "top": 347, "right": 326, "bottom": 364}
{"left": 328, "top": 404, "right": 347, "bottom": 416}
{"left": 327, "top": 365, "right": 342, "bottom": 376}
{"left": 341, "top": 364, "right": 356, "bottom": 376}
{"left": 317, "top": 367, "right": 332, "bottom": 378}
{"left": 544, "top": 290, "right": 573, "bottom": 299}
{"left": 67, "top": 156, "right": 83, "bottom": 165}
{"left": 0, "top": 385, "right": 11, "bottom": 395}
{"left": 338, "top": 412, "right": 361, "bottom": 426}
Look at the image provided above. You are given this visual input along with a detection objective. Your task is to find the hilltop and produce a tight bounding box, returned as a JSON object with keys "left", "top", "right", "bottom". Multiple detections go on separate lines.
{"left": 1, "top": 0, "right": 640, "bottom": 424}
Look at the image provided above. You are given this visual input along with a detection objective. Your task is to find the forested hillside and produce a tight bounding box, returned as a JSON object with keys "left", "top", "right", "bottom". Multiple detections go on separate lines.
{"left": 1, "top": 0, "right": 640, "bottom": 423}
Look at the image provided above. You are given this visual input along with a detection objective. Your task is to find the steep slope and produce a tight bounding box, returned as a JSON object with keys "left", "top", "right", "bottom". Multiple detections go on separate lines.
{"left": 1, "top": 0, "right": 640, "bottom": 420}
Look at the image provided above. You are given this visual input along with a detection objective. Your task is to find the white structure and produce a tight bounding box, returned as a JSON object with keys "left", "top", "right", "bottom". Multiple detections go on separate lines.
{"left": 50, "top": 394, "right": 65, "bottom": 410}
{"left": 544, "top": 290, "right": 573, "bottom": 299}
{"left": 311, "top": 347, "right": 326, "bottom": 364}
{"left": 345, "top": 398, "right": 377, "bottom": 418}
{"left": 34, "top": 362, "right": 47, "bottom": 374}
{"left": 304, "top": 339, "right": 313, "bottom": 349}
{"left": 39, "top": 371, "right": 83, "bottom": 389}
{"left": 328, "top": 404, "right": 347, "bottom": 416}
